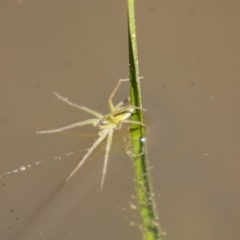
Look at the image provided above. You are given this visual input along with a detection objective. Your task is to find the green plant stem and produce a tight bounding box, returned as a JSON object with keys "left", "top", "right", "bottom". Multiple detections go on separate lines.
{"left": 127, "top": 1, "right": 163, "bottom": 240}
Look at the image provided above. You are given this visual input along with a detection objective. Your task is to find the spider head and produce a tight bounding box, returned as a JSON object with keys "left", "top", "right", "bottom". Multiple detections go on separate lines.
{"left": 97, "top": 118, "right": 113, "bottom": 129}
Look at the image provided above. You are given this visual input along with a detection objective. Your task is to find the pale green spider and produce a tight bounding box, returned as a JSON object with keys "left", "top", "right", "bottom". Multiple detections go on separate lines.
{"left": 37, "top": 79, "right": 146, "bottom": 190}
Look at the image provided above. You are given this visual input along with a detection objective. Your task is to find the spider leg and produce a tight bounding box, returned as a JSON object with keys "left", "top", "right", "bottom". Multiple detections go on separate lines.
{"left": 108, "top": 79, "right": 129, "bottom": 112}
{"left": 100, "top": 128, "right": 113, "bottom": 192}
{"left": 54, "top": 92, "right": 103, "bottom": 119}
{"left": 66, "top": 129, "right": 109, "bottom": 181}
{"left": 37, "top": 119, "right": 99, "bottom": 134}
{"left": 129, "top": 105, "right": 146, "bottom": 112}
{"left": 115, "top": 97, "right": 130, "bottom": 109}
{"left": 122, "top": 120, "right": 147, "bottom": 128}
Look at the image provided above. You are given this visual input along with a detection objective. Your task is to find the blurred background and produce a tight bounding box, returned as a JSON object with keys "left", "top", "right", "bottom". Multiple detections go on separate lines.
{"left": 0, "top": 1, "right": 240, "bottom": 240}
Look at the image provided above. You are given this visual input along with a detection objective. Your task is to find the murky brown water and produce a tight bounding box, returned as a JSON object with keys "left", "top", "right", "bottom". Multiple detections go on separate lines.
{"left": 1, "top": 1, "right": 240, "bottom": 240}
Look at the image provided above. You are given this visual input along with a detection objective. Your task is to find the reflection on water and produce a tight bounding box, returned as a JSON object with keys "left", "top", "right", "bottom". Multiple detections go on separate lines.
{"left": 1, "top": 1, "right": 240, "bottom": 240}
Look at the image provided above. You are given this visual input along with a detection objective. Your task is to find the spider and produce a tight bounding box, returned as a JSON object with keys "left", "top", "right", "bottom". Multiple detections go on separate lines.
{"left": 37, "top": 79, "right": 146, "bottom": 191}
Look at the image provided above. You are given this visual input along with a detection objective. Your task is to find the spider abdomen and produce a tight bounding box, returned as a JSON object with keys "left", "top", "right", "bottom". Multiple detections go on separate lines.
{"left": 97, "top": 105, "right": 135, "bottom": 130}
